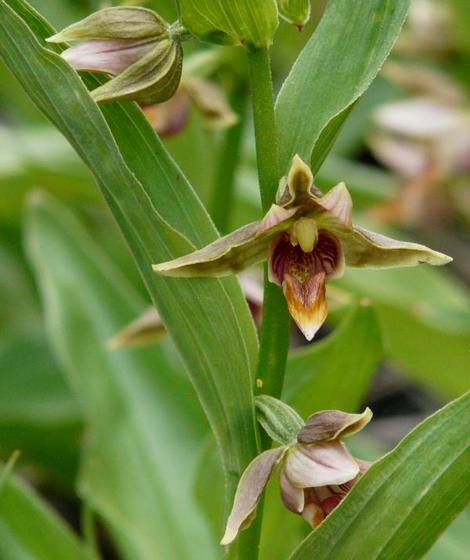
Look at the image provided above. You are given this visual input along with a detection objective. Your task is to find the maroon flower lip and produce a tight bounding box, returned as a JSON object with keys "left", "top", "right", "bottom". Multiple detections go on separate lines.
{"left": 269, "top": 230, "right": 343, "bottom": 339}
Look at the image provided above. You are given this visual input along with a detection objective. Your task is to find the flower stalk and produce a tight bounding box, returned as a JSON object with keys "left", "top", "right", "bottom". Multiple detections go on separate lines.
{"left": 246, "top": 46, "right": 292, "bottom": 403}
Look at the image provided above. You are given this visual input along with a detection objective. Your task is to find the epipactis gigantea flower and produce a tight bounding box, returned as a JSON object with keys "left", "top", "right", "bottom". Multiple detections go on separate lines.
{"left": 47, "top": 7, "right": 183, "bottom": 105}
{"left": 153, "top": 155, "right": 452, "bottom": 340}
{"left": 221, "top": 403, "right": 372, "bottom": 546}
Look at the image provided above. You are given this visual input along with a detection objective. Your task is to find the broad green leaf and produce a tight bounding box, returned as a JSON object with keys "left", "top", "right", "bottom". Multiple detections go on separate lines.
{"left": 427, "top": 510, "right": 470, "bottom": 560}
{"left": 290, "top": 391, "right": 470, "bottom": 560}
{"left": 343, "top": 264, "right": 470, "bottom": 334}
{"left": 0, "top": 466, "right": 91, "bottom": 560}
{"left": 340, "top": 264, "right": 470, "bottom": 397}
{"left": 178, "top": 0, "right": 279, "bottom": 47}
{"left": 276, "top": 0, "right": 411, "bottom": 172}
{"left": 0, "top": 336, "right": 81, "bottom": 486}
{"left": 25, "top": 192, "right": 216, "bottom": 559}
{"left": 375, "top": 304, "right": 470, "bottom": 399}
{"left": 283, "top": 302, "right": 383, "bottom": 418}
{"left": 0, "top": 126, "right": 95, "bottom": 224}
{"left": 0, "top": 0, "right": 260, "bottom": 517}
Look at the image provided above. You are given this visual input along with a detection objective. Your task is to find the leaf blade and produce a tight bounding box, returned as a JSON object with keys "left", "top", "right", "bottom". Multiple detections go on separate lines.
{"left": 276, "top": 0, "right": 411, "bottom": 172}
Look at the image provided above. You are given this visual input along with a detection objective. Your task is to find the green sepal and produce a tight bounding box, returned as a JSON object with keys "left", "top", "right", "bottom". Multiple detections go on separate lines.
{"left": 47, "top": 7, "right": 168, "bottom": 43}
{"left": 91, "top": 38, "right": 183, "bottom": 105}
{"left": 255, "top": 395, "right": 304, "bottom": 445}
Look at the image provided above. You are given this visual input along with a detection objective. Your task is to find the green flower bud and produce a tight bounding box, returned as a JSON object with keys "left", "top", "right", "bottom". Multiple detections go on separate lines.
{"left": 178, "top": 0, "right": 279, "bottom": 47}
{"left": 48, "top": 7, "right": 183, "bottom": 105}
{"left": 255, "top": 395, "right": 304, "bottom": 445}
{"left": 277, "top": 0, "right": 311, "bottom": 30}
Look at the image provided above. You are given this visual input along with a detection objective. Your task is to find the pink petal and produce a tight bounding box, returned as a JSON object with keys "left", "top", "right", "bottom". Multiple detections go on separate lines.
{"left": 62, "top": 39, "right": 154, "bottom": 75}
{"left": 220, "top": 448, "right": 283, "bottom": 546}
{"left": 319, "top": 182, "right": 353, "bottom": 228}
{"left": 284, "top": 442, "right": 359, "bottom": 488}
{"left": 297, "top": 408, "right": 372, "bottom": 444}
{"left": 280, "top": 469, "right": 304, "bottom": 513}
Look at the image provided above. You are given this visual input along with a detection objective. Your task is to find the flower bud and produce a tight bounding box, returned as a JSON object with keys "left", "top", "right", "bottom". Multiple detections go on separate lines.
{"left": 48, "top": 7, "right": 183, "bottom": 105}
{"left": 255, "top": 395, "right": 304, "bottom": 445}
{"left": 178, "top": 0, "right": 278, "bottom": 47}
{"left": 278, "top": 0, "right": 311, "bottom": 30}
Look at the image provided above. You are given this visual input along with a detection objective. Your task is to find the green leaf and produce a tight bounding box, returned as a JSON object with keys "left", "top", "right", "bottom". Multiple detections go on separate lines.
{"left": 178, "top": 0, "right": 279, "bottom": 47}
{"left": 283, "top": 302, "right": 383, "bottom": 417}
{"left": 276, "top": 0, "right": 411, "bottom": 172}
{"left": 0, "top": 0, "right": 259, "bottom": 513}
{"left": 340, "top": 264, "right": 470, "bottom": 397}
{"left": 25, "top": 192, "right": 216, "bottom": 559}
{"left": 427, "top": 511, "right": 470, "bottom": 560}
{"left": 0, "top": 467, "right": 91, "bottom": 560}
{"left": 0, "top": 336, "right": 81, "bottom": 486}
{"left": 290, "top": 391, "right": 470, "bottom": 560}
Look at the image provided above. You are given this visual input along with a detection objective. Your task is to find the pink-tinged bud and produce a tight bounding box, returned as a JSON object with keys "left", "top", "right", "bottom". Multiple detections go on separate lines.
{"left": 48, "top": 7, "right": 183, "bottom": 105}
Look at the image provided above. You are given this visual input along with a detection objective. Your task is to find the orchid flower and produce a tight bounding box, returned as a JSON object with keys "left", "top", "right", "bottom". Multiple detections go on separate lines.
{"left": 221, "top": 404, "right": 372, "bottom": 546}
{"left": 153, "top": 155, "right": 451, "bottom": 340}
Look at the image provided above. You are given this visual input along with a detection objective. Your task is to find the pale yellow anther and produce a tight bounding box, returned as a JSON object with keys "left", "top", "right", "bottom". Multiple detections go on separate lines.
{"left": 291, "top": 218, "right": 318, "bottom": 253}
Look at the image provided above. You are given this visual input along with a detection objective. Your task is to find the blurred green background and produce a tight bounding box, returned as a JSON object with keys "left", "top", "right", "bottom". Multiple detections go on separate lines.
{"left": 0, "top": 1, "right": 469, "bottom": 558}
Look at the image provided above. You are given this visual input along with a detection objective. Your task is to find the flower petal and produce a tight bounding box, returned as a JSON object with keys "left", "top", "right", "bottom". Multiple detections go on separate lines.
{"left": 297, "top": 408, "right": 372, "bottom": 444}
{"left": 61, "top": 39, "right": 154, "bottom": 75}
{"left": 153, "top": 213, "right": 295, "bottom": 278}
{"left": 317, "top": 182, "right": 353, "bottom": 228}
{"left": 280, "top": 469, "right": 304, "bottom": 513}
{"left": 283, "top": 271, "right": 328, "bottom": 341}
{"left": 220, "top": 448, "right": 284, "bottom": 546}
{"left": 108, "top": 307, "right": 165, "bottom": 349}
{"left": 342, "top": 225, "right": 452, "bottom": 268}
{"left": 284, "top": 442, "right": 359, "bottom": 488}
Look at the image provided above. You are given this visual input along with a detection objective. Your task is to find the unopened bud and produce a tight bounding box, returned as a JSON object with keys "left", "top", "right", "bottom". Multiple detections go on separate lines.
{"left": 48, "top": 7, "right": 183, "bottom": 105}
{"left": 278, "top": 0, "right": 311, "bottom": 30}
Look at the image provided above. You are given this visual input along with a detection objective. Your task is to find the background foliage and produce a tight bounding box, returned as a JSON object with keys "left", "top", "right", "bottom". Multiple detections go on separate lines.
{"left": 0, "top": 0, "right": 469, "bottom": 558}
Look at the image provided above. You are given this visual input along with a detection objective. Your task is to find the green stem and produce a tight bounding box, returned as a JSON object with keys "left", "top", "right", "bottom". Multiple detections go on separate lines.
{"left": 209, "top": 90, "right": 247, "bottom": 233}
{"left": 247, "top": 47, "right": 291, "bottom": 404}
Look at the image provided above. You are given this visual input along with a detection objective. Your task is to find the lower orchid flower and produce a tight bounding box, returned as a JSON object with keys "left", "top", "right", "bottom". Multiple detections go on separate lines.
{"left": 221, "top": 399, "right": 372, "bottom": 546}
{"left": 153, "top": 155, "right": 451, "bottom": 340}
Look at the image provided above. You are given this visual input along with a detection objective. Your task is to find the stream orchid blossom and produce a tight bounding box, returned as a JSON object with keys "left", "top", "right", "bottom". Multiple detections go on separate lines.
{"left": 221, "top": 408, "right": 372, "bottom": 545}
{"left": 153, "top": 156, "right": 451, "bottom": 339}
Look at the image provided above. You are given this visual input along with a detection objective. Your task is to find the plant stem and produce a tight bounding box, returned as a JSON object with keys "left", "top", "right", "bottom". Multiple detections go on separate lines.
{"left": 209, "top": 90, "right": 247, "bottom": 233}
{"left": 247, "top": 47, "right": 291, "bottom": 404}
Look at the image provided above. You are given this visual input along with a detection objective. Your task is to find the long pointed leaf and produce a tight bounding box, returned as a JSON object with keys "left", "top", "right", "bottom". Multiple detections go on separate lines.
{"left": 25, "top": 192, "right": 216, "bottom": 559}
{"left": 0, "top": 467, "right": 91, "bottom": 560}
{"left": 276, "top": 0, "right": 411, "bottom": 172}
{"left": 0, "top": 0, "right": 259, "bottom": 510}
